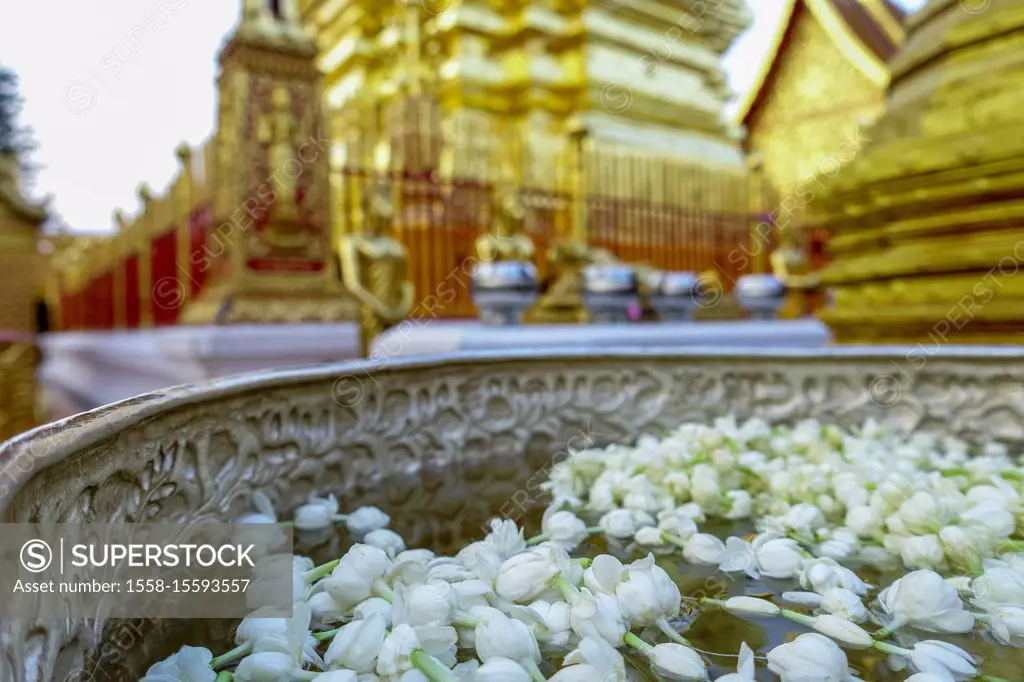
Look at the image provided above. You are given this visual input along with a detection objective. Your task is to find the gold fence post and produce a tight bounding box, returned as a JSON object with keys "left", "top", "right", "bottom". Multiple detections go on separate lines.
{"left": 137, "top": 184, "right": 154, "bottom": 328}
{"left": 176, "top": 144, "right": 194, "bottom": 312}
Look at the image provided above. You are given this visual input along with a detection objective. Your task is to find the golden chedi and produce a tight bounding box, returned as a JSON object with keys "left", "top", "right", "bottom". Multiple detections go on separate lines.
{"left": 298, "top": 0, "right": 753, "bottom": 180}
{"left": 818, "top": 0, "right": 1024, "bottom": 343}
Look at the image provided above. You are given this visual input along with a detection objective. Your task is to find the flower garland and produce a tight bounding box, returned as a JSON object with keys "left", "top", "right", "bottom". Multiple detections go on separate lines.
{"left": 142, "top": 418, "right": 1024, "bottom": 682}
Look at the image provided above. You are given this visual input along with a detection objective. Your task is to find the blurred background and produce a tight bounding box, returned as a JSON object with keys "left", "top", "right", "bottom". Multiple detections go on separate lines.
{"left": 1, "top": 0, "right": 1018, "bottom": 439}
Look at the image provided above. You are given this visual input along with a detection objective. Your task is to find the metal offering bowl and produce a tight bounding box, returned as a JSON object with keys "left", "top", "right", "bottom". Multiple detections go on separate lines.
{"left": 2, "top": 348, "right": 1023, "bottom": 681}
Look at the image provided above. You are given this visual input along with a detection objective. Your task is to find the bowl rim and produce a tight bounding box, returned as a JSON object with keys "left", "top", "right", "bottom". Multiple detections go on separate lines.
{"left": 3, "top": 345, "right": 1022, "bottom": 514}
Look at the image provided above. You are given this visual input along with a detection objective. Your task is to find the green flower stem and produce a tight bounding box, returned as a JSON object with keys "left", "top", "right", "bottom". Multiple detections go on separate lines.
{"left": 305, "top": 559, "right": 340, "bottom": 581}
{"left": 554, "top": 576, "right": 580, "bottom": 603}
{"left": 522, "top": 659, "right": 548, "bottom": 682}
{"left": 872, "top": 627, "right": 894, "bottom": 640}
{"left": 699, "top": 598, "right": 725, "bottom": 608}
{"left": 411, "top": 649, "right": 458, "bottom": 682}
{"left": 576, "top": 557, "right": 593, "bottom": 570}
{"left": 215, "top": 672, "right": 233, "bottom": 682}
{"left": 527, "top": 527, "right": 603, "bottom": 547}
{"left": 655, "top": 616, "right": 694, "bottom": 647}
{"left": 373, "top": 579, "right": 395, "bottom": 602}
{"left": 211, "top": 643, "right": 251, "bottom": 669}
{"left": 313, "top": 627, "right": 341, "bottom": 642}
{"left": 871, "top": 641, "right": 911, "bottom": 657}
{"left": 623, "top": 631, "right": 655, "bottom": 656}
{"left": 1000, "top": 471, "right": 1023, "bottom": 481}
{"left": 661, "top": 532, "right": 690, "bottom": 549}
{"left": 999, "top": 540, "right": 1024, "bottom": 553}
{"left": 977, "top": 676, "right": 1015, "bottom": 682}
{"left": 779, "top": 609, "right": 815, "bottom": 628}
{"left": 941, "top": 468, "right": 969, "bottom": 478}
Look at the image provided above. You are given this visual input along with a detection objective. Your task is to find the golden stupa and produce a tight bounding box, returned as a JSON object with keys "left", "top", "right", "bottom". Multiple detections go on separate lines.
{"left": 818, "top": 0, "right": 1024, "bottom": 343}
{"left": 298, "top": 0, "right": 754, "bottom": 175}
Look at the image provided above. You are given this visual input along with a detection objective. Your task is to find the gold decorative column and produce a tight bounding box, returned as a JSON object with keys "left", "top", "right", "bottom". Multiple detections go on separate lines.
{"left": 137, "top": 184, "right": 154, "bottom": 328}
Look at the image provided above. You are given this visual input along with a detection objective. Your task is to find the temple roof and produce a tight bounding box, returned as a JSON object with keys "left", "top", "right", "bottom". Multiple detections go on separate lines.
{"left": 737, "top": 0, "right": 906, "bottom": 126}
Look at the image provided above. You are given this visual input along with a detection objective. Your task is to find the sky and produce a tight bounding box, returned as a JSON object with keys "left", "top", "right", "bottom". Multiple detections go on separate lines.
{"left": 1, "top": 0, "right": 927, "bottom": 234}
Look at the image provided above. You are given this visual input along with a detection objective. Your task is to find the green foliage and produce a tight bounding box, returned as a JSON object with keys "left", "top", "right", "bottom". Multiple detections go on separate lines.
{"left": 0, "top": 65, "right": 36, "bottom": 176}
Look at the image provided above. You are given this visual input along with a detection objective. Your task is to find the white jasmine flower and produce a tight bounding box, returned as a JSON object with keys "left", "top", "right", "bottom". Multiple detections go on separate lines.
{"left": 722, "top": 490, "right": 753, "bottom": 520}
{"left": 562, "top": 636, "right": 626, "bottom": 680}
{"left": 938, "top": 526, "right": 981, "bottom": 571}
{"left": 615, "top": 553, "right": 681, "bottom": 627}
{"left": 364, "top": 528, "right": 407, "bottom": 556}
{"left": 819, "top": 588, "right": 868, "bottom": 623}
{"left": 970, "top": 567, "right": 1024, "bottom": 609}
{"left": 325, "top": 613, "right": 387, "bottom": 672}
{"left": 599, "top": 509, "right": 655, "bottom": 539}
{"left": 470, "top": 657, "right": 532, "bottom": 682}
{"left": 323, "top": 544, "right": 393, "bottom": 611}
{"left": 635, "top": 526, "right": 668, "bottom": 545}
{"left": 376, "top": 625, "right": 421, "bottom": 678}
{"left": 799, "top": 558, "right": 869, "bottom": 596}
{"left": 811, "top": 614, "right": 873, "bottom": 649}
{"left": 781, "top": 503, "right": 826, "bottom": 537}
{"left": 780, "top": 591, "right": 823, "bottom": 608}
{"left": 345, "top": 506, "right": 391, "bottom": 536}
{"left": 233, "top": 652, "right": 297, "bottom": 682}
{"left": 983, "top": 604, "right": 1024, "bottom": 646}
{"left": 900, "top": 535, "right": 946, "bottom": 571}
{"left": 392, "top": 582, "right": 453, "bottom": 627}
{"left": 755, "top": 537, "right": 804, "bottom": 579}
{"left": 294, "top": 493, "right": 339, "bottom": 531}
{"left": 140, "top": 646, "right": 215, "bottom": 682}
{"left": 897, "top": 492, "right": 947, "bottom": 534}
{"left": 473, "top": 607, "right": 541, "bottom": 665}
{"left": 719, "top": 537, "right": 758, "bottom": 579}
{"left": 766, "top": 633, "right": 856, "bottom": 681}
{"left": 683, "top": 534, "right": 726, "bottom": 565}
{"left": 569, "top": 587, "right": 628, "bottom": 647}
{"left": 354, "top": 597, "right": 393, "bottom": 624}
{"left": 722, "top": 596, "right": 779, "bottom": 616}
{"left": 483, "top": 518, "right": 528, "bottom": 559}
{"left": 845, "top": 506, "right": 884, "bottom": 539}
{"left": 649, "top": 643, "right": 708, "bottom": 681}
{"left": 495, "top": 549, "right": 561, "bottom": 604}
{"left": 878, "top": 570, "right": 974, "bottom": 634}
{"left": 583, "top": 555, "right": 624, "bottom": 595}
{"left": 541, "top": 508, "right": 589, "bottom": 551}
{"left": 906, "top": 640, "right": 978, "bottom": 680}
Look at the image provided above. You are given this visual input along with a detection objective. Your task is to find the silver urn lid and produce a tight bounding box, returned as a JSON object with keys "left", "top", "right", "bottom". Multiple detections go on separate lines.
{"left": 581, "top": 264, "right": 639, "bottom": 295}
{"left": 734, "top": 274, "right": 786, "bottom": 299}
{"left": 659, "top": 271, "right": 700, "bottom": 297}
{"left": 470, "top": 261, "right": 539, "bottom": 292}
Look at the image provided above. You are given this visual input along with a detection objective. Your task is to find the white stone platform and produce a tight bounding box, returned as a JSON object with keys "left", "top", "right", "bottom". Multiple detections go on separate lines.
{"left": 370, "top": 319, "right": 832, "bottom": 358}
{"left": 40, "top": 323, "right": 361, "bottom": 418}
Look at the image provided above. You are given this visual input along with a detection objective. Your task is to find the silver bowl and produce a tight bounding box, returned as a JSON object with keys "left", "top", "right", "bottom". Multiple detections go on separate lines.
{"left": 734, "top": 274, "right": 786, "bottom": 320}
{"left": 2, "top": 348, "right": 1023, "bottom": 680}
{"left": 652, "top": 271, "right": 703, "bottom": 321}
{"left": 471, "top": 261, "right": 539, "bottom": 325}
